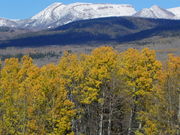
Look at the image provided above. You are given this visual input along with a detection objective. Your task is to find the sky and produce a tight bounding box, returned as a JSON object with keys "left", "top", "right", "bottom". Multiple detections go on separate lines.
{"left": 0, "top": 0, "right": 179, "bottom": 19}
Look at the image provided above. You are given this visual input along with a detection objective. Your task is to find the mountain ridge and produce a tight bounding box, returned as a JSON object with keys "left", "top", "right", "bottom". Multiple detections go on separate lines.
{"left": 1, "top": 16, "right": 180, "bottom": 48}
{"left": 0, "top": 2, "right": 179, "bottom": 30}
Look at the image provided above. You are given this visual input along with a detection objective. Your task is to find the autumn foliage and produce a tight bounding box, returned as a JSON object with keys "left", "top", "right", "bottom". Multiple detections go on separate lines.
{"left": 0, "top": 46, "right": 179, "bottom": 135}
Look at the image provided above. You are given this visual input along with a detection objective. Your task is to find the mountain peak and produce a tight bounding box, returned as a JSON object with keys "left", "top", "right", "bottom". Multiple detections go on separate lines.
{"left": 49, "top": 2, "right": 63, "bottom": 7}
{"left": 31, "top": 2, "right": 65, "bottom": 20}
{"left": 30, "top": 2, "right": 136, "bottom": 29}
{"left": 134, "top": 5, "right": 175, "bottom": 19}
{"left": 0, "top": 3, "right": 180, "bottom": 30}
{"left": 150, "top": 5, "right": 160, "bottom": 9}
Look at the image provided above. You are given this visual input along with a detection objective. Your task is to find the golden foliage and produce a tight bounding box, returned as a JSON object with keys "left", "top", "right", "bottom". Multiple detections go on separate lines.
{"left": 0, "top": 47, "right": 179, "bottom": 135}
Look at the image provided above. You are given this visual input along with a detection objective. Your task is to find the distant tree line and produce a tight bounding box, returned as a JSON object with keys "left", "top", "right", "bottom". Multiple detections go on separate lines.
{"left": 0, "top": 51, "right": 61, "bottom": 61}
{"left": 0, "top": 46, "right": 179, "bottom": 135}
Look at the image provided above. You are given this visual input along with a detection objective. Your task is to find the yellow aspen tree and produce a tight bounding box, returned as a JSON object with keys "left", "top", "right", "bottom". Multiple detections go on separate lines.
{"left": 118, "top": 48, "right": 162, "bottom": 135}
{"left": 163, "top": 54, "right": 180, "bottom": 135}
{"left": 58, "top": 51, "right": 100, "bottom": 106}
{"left": 80, "top": 47, "right": 123, "bottom": 135}
{"left": 58, "top": 47, "right": 119, "bottom": 135}
{"left": 58, "top": 52, "right": 88, "bottom": 134}
{"left": 137, "top": 48, "right": 164, "bottom": 135}
{"left": 17, "top": 56, "right": 44, "bottom": 135}
{"left": 38, "top": 64, "right": 76, "bottom": 135}
{"left": 87, "top": 46, "right": 118, "bottom": 135}
{"left": 58, "top": 52, "right": 86, "bottom": 103}
{"left": 0, "top": 58, "right": 21, "bottom": 134}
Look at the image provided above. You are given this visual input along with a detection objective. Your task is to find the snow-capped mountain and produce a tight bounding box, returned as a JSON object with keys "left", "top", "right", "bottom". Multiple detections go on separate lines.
{"left": 168, "top": 7, "right": 180, "bottom": 19}
{"left": 0, "top": 18, "right": 18, "bottom": 27}
{"left": 133, "top": 5, "right": 175, "bottom": 19}
{"left": 29, "top": 2, "right": 136, "bottom": 29}
{"left": 0, "top": 3, "right": 180, "bottom": 30}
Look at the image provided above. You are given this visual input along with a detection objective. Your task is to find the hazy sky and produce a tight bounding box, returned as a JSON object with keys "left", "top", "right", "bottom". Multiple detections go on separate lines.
{"left": 0, "top": 0, "right": 179, "bottom": 19}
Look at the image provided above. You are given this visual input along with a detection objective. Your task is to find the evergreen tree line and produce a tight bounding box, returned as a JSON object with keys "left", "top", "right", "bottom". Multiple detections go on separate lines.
{"left": 0, "top": 46, "right": 179, "bottom": 135}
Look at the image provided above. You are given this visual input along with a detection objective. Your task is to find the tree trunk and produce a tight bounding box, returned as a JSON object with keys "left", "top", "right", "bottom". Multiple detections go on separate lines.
{"left": 178, "top": 94, "right": 180, "bottom": 123}
{"left": 128, "top": 89, "right": 136, "bottom": 135}
{"left": 128, "top": 107, "right": 133, "bottom": 135}
{"left": 99, "top": 91, "right": 105, "bottom": 135}
{"left": 138, "top": 122, "right": 142, "bottom": 130}
{"left": 177, "top": 93, "right": 180, "bottom": 135}
{"left": 108, "top": 101, "right": 112, "bottom": 135}
{"left": 167, "top": 76, "right": 173, "bottom": 127}
{"left": 99, "top": 112, "right": 103, "bottom": 135}
{"left": 22, "top": 88, "right": 27, "bottom": 135}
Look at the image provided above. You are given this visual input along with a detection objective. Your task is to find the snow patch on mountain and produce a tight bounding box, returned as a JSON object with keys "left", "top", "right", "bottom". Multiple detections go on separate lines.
{"left": 168, "top": 7, "right": 180, "bottom": 19}
{"left": 134, "top": 5, "right": 175, "bottom": 19}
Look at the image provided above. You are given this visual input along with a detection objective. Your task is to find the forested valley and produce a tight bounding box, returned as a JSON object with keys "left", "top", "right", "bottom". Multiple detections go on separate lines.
{"left": 0, "top": 46, "right": 179, "bottom": 135}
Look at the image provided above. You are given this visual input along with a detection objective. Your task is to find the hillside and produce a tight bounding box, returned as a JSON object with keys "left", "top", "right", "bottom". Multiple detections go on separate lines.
{"left": 0, "top": 17, "right": 180, "bottom": 48}
{"left": 0, "top": 26, "right": 31, "bottom": 40}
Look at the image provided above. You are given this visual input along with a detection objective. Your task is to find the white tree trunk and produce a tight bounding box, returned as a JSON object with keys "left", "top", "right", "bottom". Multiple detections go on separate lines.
{"left": 108, "top": 101, "right": 112, "bottom": 135}
{"left": 99, "top": 111, "right": 103, "bottom": 135}
{"left": 178, "top": 94, "right": 180, "bottom": 123}
{"left": 128, "top": 108, "right": 133, "bottom": 135}
{"left": 99, "top": 91, "right": 105, "bottom": 135}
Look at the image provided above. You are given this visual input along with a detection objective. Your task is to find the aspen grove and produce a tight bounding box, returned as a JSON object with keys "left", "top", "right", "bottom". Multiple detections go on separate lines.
{"left": 0, "top": 46, "right": 179, "bottom": 135}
